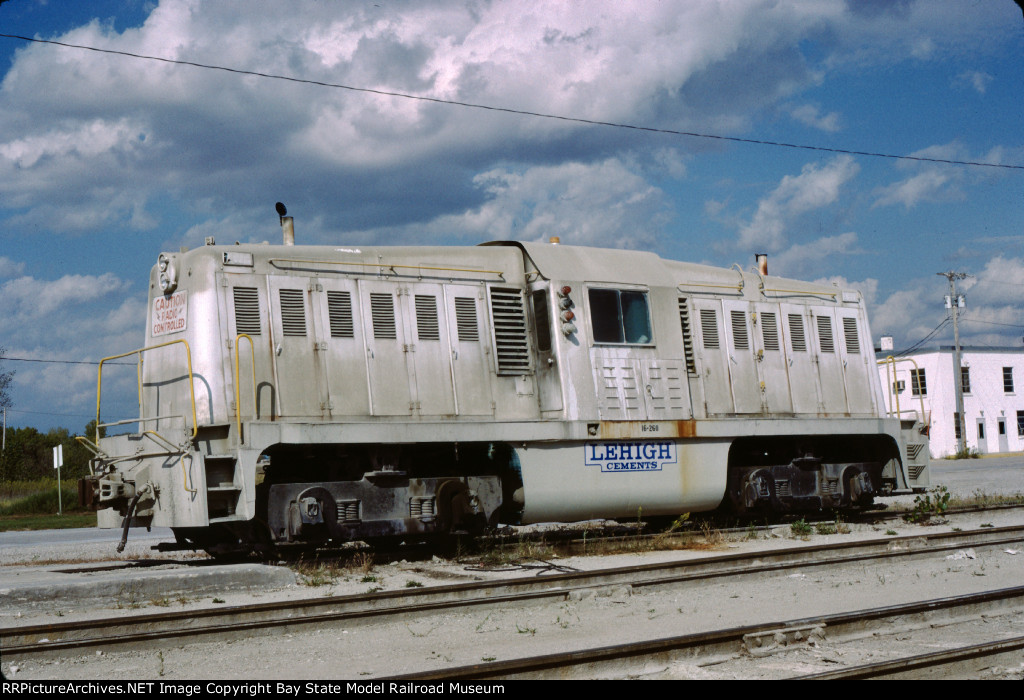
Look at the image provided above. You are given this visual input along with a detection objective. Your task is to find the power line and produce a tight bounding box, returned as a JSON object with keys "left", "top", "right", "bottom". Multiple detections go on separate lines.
{"left": 2, "top": 32, "right": 1022, "bottom": 172}
{"left": 894, "top": 317, "right": 950, "bottom": 356}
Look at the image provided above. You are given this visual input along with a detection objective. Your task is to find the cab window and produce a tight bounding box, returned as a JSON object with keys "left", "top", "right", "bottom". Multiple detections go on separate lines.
{"left": 588, "top": 288, "right": 653, "bottom": 345}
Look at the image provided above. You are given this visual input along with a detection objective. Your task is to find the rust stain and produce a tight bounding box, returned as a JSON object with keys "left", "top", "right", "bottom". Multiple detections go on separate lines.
{"left": 598, "top": 420, "right": 697, "bottom": 440}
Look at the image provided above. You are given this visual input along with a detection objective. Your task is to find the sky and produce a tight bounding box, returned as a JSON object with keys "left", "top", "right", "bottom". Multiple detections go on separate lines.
{"left": 1, "top": 0, "right": 1022, "bottom": 432}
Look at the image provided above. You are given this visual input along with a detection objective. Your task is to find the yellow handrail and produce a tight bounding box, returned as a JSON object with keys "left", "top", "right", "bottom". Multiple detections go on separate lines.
{"left": 95, "top": 339, "right": 198, "bottom": 444}
{"left": 761, "top": 286, "right": 838, "bottom": 299}
{"left": 234, "top": 334, "right": 257, "bottom": 445}
{"left": 876, "top": 355, "right": 928, "bottom": 426}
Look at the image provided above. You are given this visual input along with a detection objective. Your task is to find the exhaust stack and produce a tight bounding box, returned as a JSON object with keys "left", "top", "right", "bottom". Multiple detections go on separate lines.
{"left": 276, "top": 202, "right": 295, "bottom": 246}
{"left": 755, "top": 253, "right": 767, "bottom": 276}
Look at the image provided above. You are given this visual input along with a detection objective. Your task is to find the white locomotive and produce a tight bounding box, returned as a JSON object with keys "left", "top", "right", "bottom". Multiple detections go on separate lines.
{"left": 79, "top": 214, "right": 929, "bottom": 553}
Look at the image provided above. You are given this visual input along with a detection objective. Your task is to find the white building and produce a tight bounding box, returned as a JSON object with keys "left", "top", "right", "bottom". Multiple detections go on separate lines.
{"left": 877, "top": 346, "right": 1024, "bottom": 459}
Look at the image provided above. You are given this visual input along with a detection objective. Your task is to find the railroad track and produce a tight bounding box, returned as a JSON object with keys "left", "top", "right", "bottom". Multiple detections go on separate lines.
{"left": 5, "top": 523, "right": 1023, "bottom": 665}
{"left": 390, "top": 586, "right": 1024, "bottom": 680}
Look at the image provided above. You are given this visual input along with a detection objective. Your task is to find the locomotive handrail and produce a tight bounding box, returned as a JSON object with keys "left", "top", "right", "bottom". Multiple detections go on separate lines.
{"left": 877, "top": 355, "right": 928, "bottom": 426}
{"left": 234, "top": 333, "right": 257, "bottom": 445}
{"left": 269, "top": 258, "right": 506, "bottom": 280}
{"left": 94, "top": 340, "right": 198, "bottom": 444}
{"left": 74, "top": 435, "right": 106, "bottom": 473}
{"left": 677, "top": 281, "right": 744, "bottom": 292}
{"left": 761, "top": 286, "right": 838, "bottom": 299}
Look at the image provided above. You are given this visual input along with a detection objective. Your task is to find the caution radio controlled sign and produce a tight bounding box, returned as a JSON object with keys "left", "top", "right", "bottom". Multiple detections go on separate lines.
{"left": 152, "top": 290, "right": 188, "bottom": 337}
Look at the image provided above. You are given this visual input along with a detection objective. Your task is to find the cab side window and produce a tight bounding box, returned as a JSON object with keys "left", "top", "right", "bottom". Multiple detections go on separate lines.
{"left": 588, "top": 288, "right": 652, "bottom": 345}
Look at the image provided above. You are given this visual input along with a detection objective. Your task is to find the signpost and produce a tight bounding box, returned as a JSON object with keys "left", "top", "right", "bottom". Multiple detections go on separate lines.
{"left": 53, "top": 444, "right": 63, "bottom": 516}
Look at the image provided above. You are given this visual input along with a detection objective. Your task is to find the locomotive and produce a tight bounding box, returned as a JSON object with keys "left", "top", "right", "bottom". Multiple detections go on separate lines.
{"left": 78, "top": 213, "right": 930, "bottom": 554}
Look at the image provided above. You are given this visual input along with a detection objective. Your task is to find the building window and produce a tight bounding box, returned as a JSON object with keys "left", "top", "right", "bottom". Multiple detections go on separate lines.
{"left": 911, "top": 368, "right": 927, "bottom": 397}
{"left": 1005, "top": 367, "right": 1014, "bottom": 393}
{"left": 954, "top": 412, "right": 962, "bottom": 441}
{"left": 1018, "top": 410, "right": 1024, "bottom": 437}
{"left": 893, "top": 380, "right": 905, "bottom": 394}
{"left": 960, "top": 367, "right": 971, "bottom": 394}
{"left": 588, "top": 289, "right": 653, "bottom": 345}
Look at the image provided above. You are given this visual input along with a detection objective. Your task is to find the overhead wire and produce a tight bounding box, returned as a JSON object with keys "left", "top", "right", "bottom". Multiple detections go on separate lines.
{"left": 1, "top": 32, "right": 1022, "bottom": 171}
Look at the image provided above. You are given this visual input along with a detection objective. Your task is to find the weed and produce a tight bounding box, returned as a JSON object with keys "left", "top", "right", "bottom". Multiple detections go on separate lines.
{"left": 366, "top": 586, "right": 382, "bottom": 594}
{"left": 515, "top": 624, "right": 536, "bottom": 635}
{"left": 790, "top": 519, "right": 812, "bottom": 538}
{"left": 814, "top": 521, "right": 837, "bottom": 535}
{"left": 481, "top": 656, "right": 496, "bottom": 662}
{"left": 151, "top": 598, "right": 171, "bottom": 607}
{"left": 404, "top": 580, "right": 423, "bottom": 588}
{"left": 980, "top": 523, "right": 994, "bottom": 528}
{"left": 212, "top": 598, "right": 225, "bottom": 604}
{"left": 746, "top": 523, "right": 758, "bottom": 540}
{"left": 885, "top": 529, "right": 897, "bottom": 536}
{"left": 904, "top": 485, "right": 951, "bottom": 524}
{"left": 361, "top": 574, "right": 378, "bottom": 583}
{"left": 953, "top": 446, "right": 980, "bottom": 459}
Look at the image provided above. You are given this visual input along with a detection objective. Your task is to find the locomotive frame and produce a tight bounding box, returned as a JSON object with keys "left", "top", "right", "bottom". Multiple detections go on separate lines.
{"left": 79, "top": 234, "right": 930, "bottom": 554}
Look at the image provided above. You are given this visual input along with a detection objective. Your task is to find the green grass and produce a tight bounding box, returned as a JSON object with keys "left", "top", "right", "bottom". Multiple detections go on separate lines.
{"left": 0, "top": 483, "right": 94, "bottom": 530}
{"left": 0, "top": 512, "right": 97, "bottom": 531}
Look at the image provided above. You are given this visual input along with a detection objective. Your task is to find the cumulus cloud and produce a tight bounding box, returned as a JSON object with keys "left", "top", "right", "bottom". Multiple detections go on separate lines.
{"left": 0, "top": 257, "right": 25, "bottom": 279}
{"left": 771, "top": 231, "right": 862, "bottom": 278}
{"left": 736, "top": 155, "right": 859, "bottom": 251}
{"left": 381, "top": 158, "right": 674, "bottom": 250}
{"left": 955, "top": 70, "right": 993, "bottom": 94}
{"left": 787, "top": 103, "right": 842, "bottom": 132}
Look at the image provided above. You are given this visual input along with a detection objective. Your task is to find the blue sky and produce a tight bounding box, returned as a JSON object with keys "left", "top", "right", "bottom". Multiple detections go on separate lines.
{"left": 1, "top": 0, "right": 1022, "bottom": 432}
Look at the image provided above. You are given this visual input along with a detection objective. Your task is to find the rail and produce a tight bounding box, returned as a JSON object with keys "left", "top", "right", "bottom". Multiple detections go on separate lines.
{"left": 269, "top": 258, "right": 506, "bottom": 280}
{"left": 877, "top": 355, "right": 928, "bottom": 426}
{"left": 94, "top": 340, "right": 198, "bottom": 445}
{"left": 234, "top": 334, "right": 257, "bottom": 445}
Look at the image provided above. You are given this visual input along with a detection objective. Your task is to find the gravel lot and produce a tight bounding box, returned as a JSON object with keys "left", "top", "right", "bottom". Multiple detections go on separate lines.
{"left": 3, "top": 455, "right": 1024, "bottom": 680}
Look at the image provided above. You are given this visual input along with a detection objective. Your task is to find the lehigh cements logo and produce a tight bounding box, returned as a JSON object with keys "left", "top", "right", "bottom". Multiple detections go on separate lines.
{"left": 585, "top": 441, "right": 677, "bottom": 472}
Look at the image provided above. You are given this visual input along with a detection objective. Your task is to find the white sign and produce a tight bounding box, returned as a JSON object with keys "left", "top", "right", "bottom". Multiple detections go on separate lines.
{"left": 53, "top": 443, "right": 63, "bottom": 469}
{"left": 152, "top": 290, "right": 188, "bottom": 337}
{"left": 585, "top": 440, "right": 677, "bottom": 473}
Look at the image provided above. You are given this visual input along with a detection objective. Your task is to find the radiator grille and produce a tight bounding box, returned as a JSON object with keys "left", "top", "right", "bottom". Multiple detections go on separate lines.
{"left": 761, "top": 312, "right": 780, "bottom": 351}
{"left": 788, "top": 314, "right": 806, "bottom": 352}
{"left": 678, "top": 299, "right": 697, "bottom": 375}
{"left": 233, "top": 287, "right": 261, "bottom": 335}
{"left": 327, "top": 291, "right": 354, "bottom": 338}
{"left": 455, "top": 297, "right": 479, "bottom": 341}
{"left": 817, "top": 315, "right": 834, "bottom": 354}
{"left": 370, "top": 293, "right": 397, "bottom": 339}
{"left": 843, "top": 317, "right": 860, "bottom": 354}
{"left": 279, "top": 289, "right": 307, "bottom": 337}
{"left": 730, "top": 310, "right": 749, "bottom": 350}
{"left": 489, "top": 288, "right": 530, "bottom": 375}
{"left": 415, "top": 295, "right": 440, "bottom": 340}
{"left": 700, "top": 308, "right": 719, "bottom": 349}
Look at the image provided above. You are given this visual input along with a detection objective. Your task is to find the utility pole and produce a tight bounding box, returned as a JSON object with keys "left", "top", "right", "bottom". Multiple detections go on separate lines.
{"left": 938, "top": 271, "right": 968, "bottom": 455}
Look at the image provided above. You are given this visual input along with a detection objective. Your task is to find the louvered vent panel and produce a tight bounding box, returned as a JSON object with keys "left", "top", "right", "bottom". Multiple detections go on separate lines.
{"left": 678, "top": 299, "right": 697, "bottom": 375}
{"left": 817, "top": 315, "right": 834, "bottom": 353}
{"left": 730, "top": 310, "right": 749, "bottom": 350}
{"left": 489, "top": 288, "right": 530, "bottom": 375}
{"left": 700, "top": 309, "right": 719, "bottom": 349}
{"left": 327, "top": 291, "right": 354, "bottom": 338}
{"left": 455, "top": 297, "right": 479, "bottom": 341}
{"left": 279, "top": 289, "right": 307, "bottom": 337}
{"left": 370, "top": 293, "right": 397, "bottom": 339}
{"left": 788, "top": 314, "right": 806, "bottom": 352}
{"left": 233, "top": 287, "right": 261, "bottom": 336}
{"left": 415, "top": 295, "right": 440, "bottom": 340}
{"left": 761, "top": 312, "right": 780, "bottom": 351}
{"left": 843, "top": 317, "right": 860, "bottom": 354}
